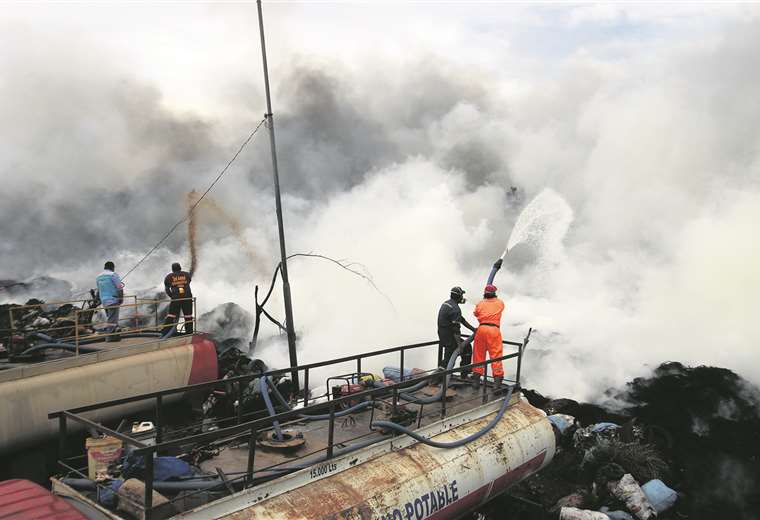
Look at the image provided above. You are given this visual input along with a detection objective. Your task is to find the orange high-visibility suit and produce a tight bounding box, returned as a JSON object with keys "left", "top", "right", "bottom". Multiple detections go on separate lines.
{"left": 473, "top": 298, "right": 505, "bottom": 377}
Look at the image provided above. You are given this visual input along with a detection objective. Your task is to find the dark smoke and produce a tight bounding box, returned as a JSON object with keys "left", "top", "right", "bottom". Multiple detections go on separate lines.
{"left": 184, "top": 190, "right": 262, "bottom": 278}
{"left": 0, "top": 73, "right": 223, "bottom": 279}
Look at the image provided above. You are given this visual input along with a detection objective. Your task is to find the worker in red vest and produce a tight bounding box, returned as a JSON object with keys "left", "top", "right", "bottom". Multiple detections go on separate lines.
{"left": 472, "top": 284, "right": 505, "bottom": 385}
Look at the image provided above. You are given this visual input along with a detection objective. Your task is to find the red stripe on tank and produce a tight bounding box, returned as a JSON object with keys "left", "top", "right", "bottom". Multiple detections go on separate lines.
{"left": 188, "top": 335, "right": 218, "bottom": 385}
{"left": 426, "top": 451, "right": 547, "bottom": 519}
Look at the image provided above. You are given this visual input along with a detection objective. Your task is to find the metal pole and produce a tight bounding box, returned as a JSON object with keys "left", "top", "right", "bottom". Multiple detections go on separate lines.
{"left": 247, "top": 427, "right": 257, "bottom": 485}
{"left": 74, "top": 311, "right": 79, "bottom": 356}
{"left": 256, "top": 0, "right": 299, "bottom": 393}
{"left": 327, "top": 402, "right": 335, "bottom": 459}
{"left": 58, "top": 415, "right": 68, "bottom": 461}
{"left": 155, "top": 395, "right": 163, "bottom": 450}
{"left": 8, "top": 308, "right": 14, "bottom": 355}
{"left": 144, "top": 453, "right": 154, "bottom": 520}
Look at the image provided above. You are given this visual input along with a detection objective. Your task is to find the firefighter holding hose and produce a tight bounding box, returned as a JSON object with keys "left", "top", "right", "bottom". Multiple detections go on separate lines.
{"left": 472, "top": 260, "right": 506, "bottom": 385}
{"left": 162, "top": 262, "right": 194, "bottom": 335}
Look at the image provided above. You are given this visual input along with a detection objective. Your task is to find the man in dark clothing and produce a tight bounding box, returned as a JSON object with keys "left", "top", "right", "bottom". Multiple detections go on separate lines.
{"left": 437, "top": 286, "right": 477, "bottom": 376}
{"left": 162, "top": 262, "right": 194, "bottom": 335}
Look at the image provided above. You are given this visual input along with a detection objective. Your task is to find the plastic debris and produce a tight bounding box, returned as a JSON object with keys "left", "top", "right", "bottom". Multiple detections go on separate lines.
{"left": 131, "top": 421, "right": 155, "bottom": 433}
{"left": 641, "top": 479, "right": 677, "bottom": 513}
{"left": 600, "top": 507, "right": 635, "bottom": 520}
{"left": 590, "top": 422, "right": 620, "bottom": 433}
{"left": 86, "top": 436, "right": 123, "bottom": 480}
{"left": 382, "top": 366, "right": 425, "bottom": 382}
{"left": 548, "top": 414, "right": 576, "bottom": 435}
{"left": 551, "top": 492, "right": 586, "bottom": 511}
{"left": 123, "top": 454, "right": 194, "bottom": 482}
{"left": 574, "top": 423, "right": 622, "bottom": 449}
{"left": 559, "top": 507, "right": 610, "bottom": 519}
{"left": 609, "top": 474, "right": 657, "bottom": 520}
{"left": 97, "top": 479, "right": 124, "bottom": 508}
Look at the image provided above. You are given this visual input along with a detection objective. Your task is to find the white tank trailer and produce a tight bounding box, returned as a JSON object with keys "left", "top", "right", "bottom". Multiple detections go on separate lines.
{"left": 192, "top": 396, "right": 554, "bottom": 519}
{"left": 51, "top": 391, "right": 555, "bottom": 520}
{"left": 0, "top": 334, "right": 218, "bottom": 452}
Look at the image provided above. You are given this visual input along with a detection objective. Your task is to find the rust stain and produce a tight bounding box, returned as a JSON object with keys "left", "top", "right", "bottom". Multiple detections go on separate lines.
{"left": 219, "top": 397, "right": 553, "bottom": 520}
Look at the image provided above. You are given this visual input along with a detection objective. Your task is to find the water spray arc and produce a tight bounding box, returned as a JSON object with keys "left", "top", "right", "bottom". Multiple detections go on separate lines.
{"left": 487, "top": 187, "right": 573, "bottom": 284}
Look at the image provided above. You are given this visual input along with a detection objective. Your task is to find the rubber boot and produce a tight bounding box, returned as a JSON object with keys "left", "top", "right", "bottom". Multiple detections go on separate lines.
{"left": 493, "top": 376, "right": 503, "bottom": 387}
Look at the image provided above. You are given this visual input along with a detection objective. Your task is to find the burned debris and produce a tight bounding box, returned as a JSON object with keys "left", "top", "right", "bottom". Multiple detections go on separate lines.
{"left": 482, "top": 362, "right": 760, "bottom": 520}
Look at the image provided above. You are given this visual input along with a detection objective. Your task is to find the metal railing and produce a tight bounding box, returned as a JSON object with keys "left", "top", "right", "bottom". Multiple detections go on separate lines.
{"left": 6, "top": 295, "right": 196, "bottom": 357}
{"left": 50, "top": 331, "right": 531, "bottom": 519}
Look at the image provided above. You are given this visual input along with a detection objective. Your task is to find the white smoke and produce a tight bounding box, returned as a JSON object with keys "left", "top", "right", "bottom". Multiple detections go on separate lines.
{"left": 2, "top": 4, "right": 760, "bottom": 401}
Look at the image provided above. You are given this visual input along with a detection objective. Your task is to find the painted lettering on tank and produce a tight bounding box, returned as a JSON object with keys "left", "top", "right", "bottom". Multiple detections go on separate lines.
{"left": 310, "top": 461, "right": 338, "bottom": 480}
{"left": 376, "top": 480, "right": 459, "bottom": 520}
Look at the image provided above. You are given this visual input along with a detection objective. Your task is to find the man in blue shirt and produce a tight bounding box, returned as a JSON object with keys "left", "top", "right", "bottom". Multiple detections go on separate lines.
{"left": 96, "top": 261, "right": 125, "bottom": 342}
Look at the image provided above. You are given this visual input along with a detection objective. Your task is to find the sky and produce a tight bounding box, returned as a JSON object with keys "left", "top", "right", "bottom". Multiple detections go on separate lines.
{"left": 1, "top": 2, "right": 759, "bottom": 401}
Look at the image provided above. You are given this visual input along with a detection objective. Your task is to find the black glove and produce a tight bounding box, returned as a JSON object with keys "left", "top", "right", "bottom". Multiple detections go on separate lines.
{"left": 493, "top": 258, "right": 503, "bottom": 270}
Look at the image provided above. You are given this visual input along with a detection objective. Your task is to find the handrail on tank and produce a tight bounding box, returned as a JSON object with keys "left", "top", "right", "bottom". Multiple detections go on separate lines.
{"left": 6, "top": 295, "right": 197, "bottom": 356}
{"left": 71, "top": 296, "right": 196, "bottom": 349}
{"left": 48, "top": 329, "right": 532, "bottom": 520}
{"left": 50, "top": 330, "right": 532, "bottom": 520}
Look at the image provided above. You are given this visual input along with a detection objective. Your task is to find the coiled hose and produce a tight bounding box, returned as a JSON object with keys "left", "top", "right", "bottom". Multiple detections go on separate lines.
{"left": 371, "top": 385, "right": 514, "bottom": 449}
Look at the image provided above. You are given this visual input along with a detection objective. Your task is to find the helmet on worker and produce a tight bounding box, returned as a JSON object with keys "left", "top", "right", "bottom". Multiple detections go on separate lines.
{"left": 484, "top": 284, "right": 497, "bottom": 298}
{"left": 172, "top": 262, "right": 182, "bottom": 273}
{"left": 450, "top": 286, "right": 466, "bottom": 304}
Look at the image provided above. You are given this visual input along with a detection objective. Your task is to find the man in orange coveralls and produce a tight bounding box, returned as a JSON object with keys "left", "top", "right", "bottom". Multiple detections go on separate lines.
{"left": 473, "top": 284, "right": 505, "bottom": 385}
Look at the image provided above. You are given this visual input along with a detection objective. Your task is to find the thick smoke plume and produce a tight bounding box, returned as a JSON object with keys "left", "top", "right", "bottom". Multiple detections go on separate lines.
{"left": 1, "top": 4, "right": 759, "bottom": 403}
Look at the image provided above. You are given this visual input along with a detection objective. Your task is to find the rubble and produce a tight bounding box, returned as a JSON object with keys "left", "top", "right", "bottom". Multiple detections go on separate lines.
{"left": 609, "top": 474, "right": 656, "bottom": 520}
{"left": 477, "top": 362, "right": 760, "bottom": 520}
{"left": 198, "top": 302, "right": 253, "bottom": 344}
{"left": 0, "top": 295, "right": 101, "bottom": 358}
{"left": 559, "top": 508, "right": 610, "bottom": 520}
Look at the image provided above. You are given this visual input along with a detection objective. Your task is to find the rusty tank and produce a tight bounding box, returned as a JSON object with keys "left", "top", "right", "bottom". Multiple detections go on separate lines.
{"left": 183, "top": 394, "right": 554, "bottom": 520}
{"left": 45, "top": 331, "right": 556, "bottom": 520}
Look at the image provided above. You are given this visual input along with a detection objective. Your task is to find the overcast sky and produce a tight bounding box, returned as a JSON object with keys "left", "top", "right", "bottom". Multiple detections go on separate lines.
{"left": 3, "top": 2, "right": 755, "bottom": 116}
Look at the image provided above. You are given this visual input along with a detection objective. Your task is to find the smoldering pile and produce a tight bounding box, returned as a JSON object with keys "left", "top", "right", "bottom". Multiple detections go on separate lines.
{"left": 479, "top": 362, "right": 760, "bottom": 520}
{"left": 0, "top": 276, "right": 73, "bottom": 303}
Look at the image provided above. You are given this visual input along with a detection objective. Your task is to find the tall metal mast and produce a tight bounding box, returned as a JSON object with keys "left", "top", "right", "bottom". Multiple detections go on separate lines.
{"left": 256, "top": 0, "right": 299, "bottom": 391}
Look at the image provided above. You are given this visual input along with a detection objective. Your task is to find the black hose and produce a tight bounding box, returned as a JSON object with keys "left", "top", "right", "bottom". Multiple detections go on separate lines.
{"left": 75, "top": 332, "right": 165, "bottom": 345}
{"left": 18, "top": 343, "right": 98, "bottom": 356}
{"left": 372, "top": 385, "right": 514, "bottom": 449}
{"left": 28, "top": 332, "right": 56, "bottom": 343}
{"left": 397, "top": 346, "right": 460, "bottom": 404}
{"left": 372, "top": 376, "right": 431, "bottom": 394}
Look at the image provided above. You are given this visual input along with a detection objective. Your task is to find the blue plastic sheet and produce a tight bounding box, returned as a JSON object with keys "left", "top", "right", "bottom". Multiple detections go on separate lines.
{"left": 642, "top": 479, "right": 677, "bottom": 513}
{"left": 590, "top": 422, "right": 620, "bottom": 433}
{"left": 123, "top": 453, "right": 194, "bottom": 481}
{"left": 97, "top": 479, "right": 124, "bottom": 507}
